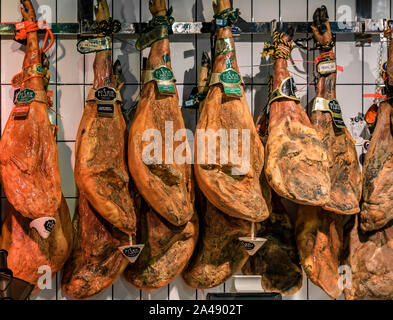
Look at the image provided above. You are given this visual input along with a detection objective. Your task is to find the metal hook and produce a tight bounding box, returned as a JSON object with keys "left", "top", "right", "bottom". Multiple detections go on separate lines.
{"left": 94, "top": 0, "right": 99, "bottom": 12}
{"left": 270, "top": 19, "right": 277, "bottom": 36}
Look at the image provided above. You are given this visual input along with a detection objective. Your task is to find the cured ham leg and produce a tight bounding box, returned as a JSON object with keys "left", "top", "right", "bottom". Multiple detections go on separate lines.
{"left": 124, "top": 203, "right": 198, "bottom": 291}
{"left": 360, "top": 102, "right": 393, "bottom": 231}
{"left": 360, "top": 23, "right": 393, "bottom": 232}
{"left": 61, "top": 194, "right": 129, "bottom": 299}
{"left": 344, "top": 26, "right": 393, "bottom": 300}
{"left": 295, "top": 205, "right": 343, "bottom": 299}
{"left": 182, "top": 192, "right": 250, "bottom": 289}
{"left": 128, "top": 0, "right": 194, "bottom": 226}
{"left": 248, "top": 109, "right": 302, "bottom": 296}
{"left": 344, "top": 216, "right": 393, "bottom": 300}
{"left": 0, "top": 196, "right": 72, "bottom": 293}
{"left": 242, "top": 192, "right": 303, "bottom": 296}
{"left": 264, "top": 28, "right": 330, "bottom": 206}
{"left": 310, "top": 6, "right": 361, "bottom": 215}
{"left": 183, "top": 52, "right": 251, "bottom": 290}
{"left": 194, "top": 0, "right": 269, "bottom": 223}
{"left": 74, "top": 0, "right": 136, "bottom": 235}
{"left": 0, "top": 0, "right": 61, "bottom": 224}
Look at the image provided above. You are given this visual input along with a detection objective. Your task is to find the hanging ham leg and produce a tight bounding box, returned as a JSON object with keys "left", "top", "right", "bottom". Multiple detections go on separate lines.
{"left": 360, "top": 102, "right": 393, "bottom": 231}
{"left": 248, "top": 94, "right": 302, "bottom": 296}
{"left": 123, "top": 203, "right": 198, "bottom": 291}
{"left": 0, "top": 0, "right": 61, "bottom": 222}
{"left": 310, "top": 6, "right": 361, "bottom": 215}
{"left": 74, "top": 0, "right": 136, "bottom": 235}
{"left": 344, "top": 27, "right": 393, "bottom": 300}
{"left": 124, "top": 29, "right": 199, "bottom": 288}
{"left": 344, "top": 216, "right": 393, "bottom": 300}
{"left": 61, "top": 194, "right": 129, "bottom": 299}
{"left": 242, "top": 192, "right": 303, "bottom": 296}
{"left": 264, "top": 29, "right": 330, "bottom": 206}
{"left": 295, "top": 205, "right": 344, "bottom": 299}
{"left": 182, "top": 192, "right": 250, "bottom": 289}
{"left": 0, "top": 196, "right": 72, "bottom": 293}
{"left": 360, "top": 24, "right": 393, "bottom": 232}
{"left": 128, "top": 0, "right": 194, "bottom": 226}
{"left": 182, "top": 49, "right": 252, "bottom": 290}
{"left": 194, "top": 0, "right": 269, "bottom": 223}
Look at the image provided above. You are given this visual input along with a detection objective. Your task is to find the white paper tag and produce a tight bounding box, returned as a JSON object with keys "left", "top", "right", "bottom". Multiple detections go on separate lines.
{"left": 118, "top": 244, "right": 144, "bottom": 263}
{"left": 30, "top": 217, "right": 56, "bottom": 239}
{"left": 317, "top": 60, "right": 337, "bottom": 75}
{"left": 238, "top": 237, "right": 267, "bottom": 256}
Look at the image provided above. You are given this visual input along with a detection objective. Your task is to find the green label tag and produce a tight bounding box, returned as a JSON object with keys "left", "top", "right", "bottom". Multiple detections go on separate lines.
{"left": 153, "top": 66, "right": 176, "bottom": 95}
{"left": 17, "top": 89, "right": 36, "bottom": 104}
{"left": 224, "top": 87, "right": 242, "bottom": 97}
{"left": 219, "top": 69, "right": 242, "bottom": 98}
{"left": 153, "top": 66, "right": 174, "bottom": 81}
{"left": 220, "top": 69, "right": 241, "bottom": 84}
{"left": 157, "top": 84, "right": 176, "bottom": 95}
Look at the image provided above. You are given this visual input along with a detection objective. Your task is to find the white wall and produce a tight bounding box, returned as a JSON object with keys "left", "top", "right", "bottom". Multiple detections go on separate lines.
{"left": 0, "top": 0, "right": 390, "bottom": 300}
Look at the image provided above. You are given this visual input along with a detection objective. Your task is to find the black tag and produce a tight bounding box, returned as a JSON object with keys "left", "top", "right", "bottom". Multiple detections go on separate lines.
{"left": 95, "top": 87, "right": 117, "bottom": 101}
{"left": 328, "top": 99, "right": 342, "bottom": 114}
{"left": 44, "top": 219, "right": 56, "bottom": 232}
{"left": 97, "top": 104, "right": 114, "bottom": 117}
{"left": 332, "top": 117, "right": 346, "bottom": 127}
{"left": 328, "top": 100, "right": 347, "bottom": 128}
{"left": 123, "top": 247, "right": 141, "bottom": 258}
{"left": 240, "top": 241, "right": 255, "bottom": 250}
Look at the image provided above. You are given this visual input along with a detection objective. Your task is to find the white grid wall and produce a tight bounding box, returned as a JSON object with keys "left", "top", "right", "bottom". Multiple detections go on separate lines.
{"left": 0, "top": 0, "right": 390, "bottom": 300}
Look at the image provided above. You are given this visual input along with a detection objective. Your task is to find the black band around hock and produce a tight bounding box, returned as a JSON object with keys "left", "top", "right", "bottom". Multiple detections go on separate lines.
{"left": 136, "top": 7, "right": 175, "bottom": 51}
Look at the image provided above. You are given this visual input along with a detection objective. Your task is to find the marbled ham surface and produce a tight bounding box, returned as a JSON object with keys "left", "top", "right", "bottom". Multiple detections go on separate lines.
{"left": 1, "top": 196, "right": 72, "bottom": 293}
{"left": 311, "top": 111, "right": 362, "bottom": 215}
{"left": 295, "top": 205, "right": 344, "bottom": 299}
{"left": 243, "top": 192, "right": 303, "bottom": 296}
{"left": 344, "top": 216, "right": 393, "bottom": 300}
{"left": 124, "top": 203, "right": 198, "bottom": 291}
{"left": 182, "top": 191, "right": 251, "bottom": 290}
{"left": 61, "top": 194, "right": 129, "bottom": 299}
{"left": 265, "top": 50, "right": 330, "bottom": 206}
{"left": 360, "top": 102, "right": 393, "bottom": 231}
{"left": 75, "top": 97, "right": 137, "bottom": 235}
{"left": 75, "top": 16, "right": 137, "bottom": 235}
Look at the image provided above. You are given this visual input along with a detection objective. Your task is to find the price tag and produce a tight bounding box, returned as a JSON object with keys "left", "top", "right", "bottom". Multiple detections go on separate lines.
{"left": 95, "top": 87, "right": 116, "bottom": 117}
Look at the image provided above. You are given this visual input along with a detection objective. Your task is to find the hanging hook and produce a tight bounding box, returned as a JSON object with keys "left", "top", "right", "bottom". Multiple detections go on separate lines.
{"left": 270, "top": 19, "right": 277, "bottom": 36}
